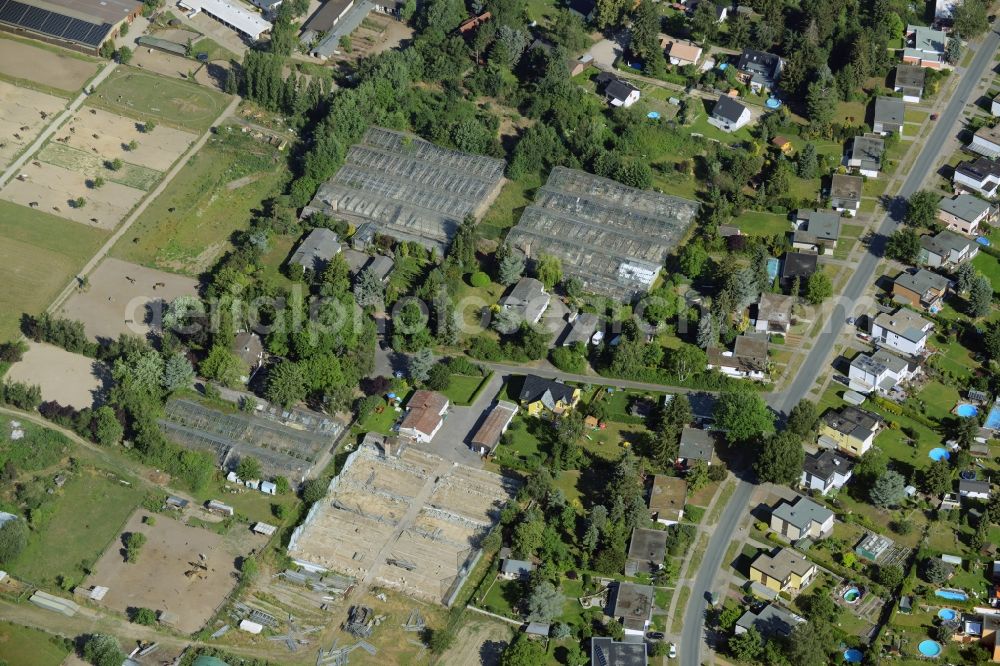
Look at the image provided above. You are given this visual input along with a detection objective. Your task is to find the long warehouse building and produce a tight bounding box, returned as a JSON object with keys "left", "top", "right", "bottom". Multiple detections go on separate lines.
{"left": 0, "top": 0, "right": 141, "bottom": 53}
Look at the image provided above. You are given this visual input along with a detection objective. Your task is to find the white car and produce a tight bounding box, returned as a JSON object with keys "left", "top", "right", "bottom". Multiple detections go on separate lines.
{"left": 669, "top": 643, "right": 677, "bottom": 658}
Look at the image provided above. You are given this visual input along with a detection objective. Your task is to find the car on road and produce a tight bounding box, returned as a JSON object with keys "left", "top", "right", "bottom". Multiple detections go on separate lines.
{"left": 647, "top": 631, "right": 664, "bottom": 640}
{"left": 669, "top": 643, "right": 677, "bottom": 658}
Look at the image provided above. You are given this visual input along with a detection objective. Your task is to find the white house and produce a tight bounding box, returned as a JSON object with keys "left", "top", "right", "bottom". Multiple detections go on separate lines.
{"left": 992, "top": 93, "right": 1000, "bottom": 116}
{"left": 937, "top": 193, "right": 995, "bottom": 235}
{"left": 398, "top": 390, "right": 449, "bottom": 443}
{"left": 959, "top": 479, "right": 991, "bottom": 500}
{"left": 954, "top": 157, "right": 1000, "bottom": 198}
{"left": 970, "top": 126, "right": 1000, "bottom": 159}
{"left": 179, "top": 0, "right": 272, "bottom": 40}
{"left": 769, "top": 496, "right": 835, "bottom": 540}
{"left": 801, "top": 450, "right": 854, "bottom": 495}
{"left": 849, "top": 348, "right": 914, "bottom": 394}
{"left": 708, "top": 95, "right": 752, "bottom": 132}
{"left": 870, "top": 308, "right": 933, "bottom": 356}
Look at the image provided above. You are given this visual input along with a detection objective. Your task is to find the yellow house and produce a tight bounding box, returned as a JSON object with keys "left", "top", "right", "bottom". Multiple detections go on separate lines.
{"left": 749, "top": 548, "right": 817, "bottom": 594}
{"left": 818, "top": 406, "right": 884, "bottom": 457}
{"left": 517, "top": 375, "right": 581, "bottom": 416}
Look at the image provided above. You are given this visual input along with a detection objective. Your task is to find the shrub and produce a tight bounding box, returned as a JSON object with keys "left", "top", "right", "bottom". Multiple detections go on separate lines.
{"left": 469, "top": 271, "right": 491, "bottom": 288}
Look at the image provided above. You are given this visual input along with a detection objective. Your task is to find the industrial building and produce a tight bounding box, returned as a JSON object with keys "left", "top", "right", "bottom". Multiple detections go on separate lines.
{"left": 0, "top": 0, "right": 141, "bottom": 53}
{"left": 505, "top": 167, "right": 699, "bottom": 301}
{"left": 178, "top": 0, "right": 272, "bottom": 40}
{"left": 302, "top": 127, "right": 506, "bottom": 254}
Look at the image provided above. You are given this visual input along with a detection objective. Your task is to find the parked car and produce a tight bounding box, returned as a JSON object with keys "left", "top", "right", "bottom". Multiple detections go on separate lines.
{"left": 669, "top": 643, "right": 678, "bottom": 658}
{"left": 647, "top": 631, "right": 665, "bottom": 640}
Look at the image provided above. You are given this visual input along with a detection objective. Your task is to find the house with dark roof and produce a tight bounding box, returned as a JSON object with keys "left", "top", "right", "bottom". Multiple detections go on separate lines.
{"left": 518, "top": 376, "right": 580, "bottom": 416}
{"left": 231, "top": 331, "right": 263, "bottom": 383}
{"left": 567, "top": 0, "right": 596, "bottom": 20}
{"left": 590, "top": 637, "right": 648, "bottom": 666}
{"left": 499, "top": 277, "right": 550, "bottom": 325}
{"left": 769, "top": 495, "right": 835, "bottom": 540}
{"left": 735, "top": 604, "right": 805, "bottom": 638}
{"left": 871, "top": 308, "right": 933, "bottom": 356}
{"left": 919, "top": 229, "right": 979, "bottom": 267}
{"left": 830, "top": 173, "right": 863, "bottom": 216}
{"left": 819, "top": 406, "right": 884, "bottom": 456}
{"left": 398, "top": 391, "right": 449, "bottom": 443}
{"left": 500, "top": 557, "right": 535, "bottom": 580}
{"left": 792, "top": 209, "right": 841, "bottom": 252}
{"left": 781, "top": 252, "right": 818, "bottom": 280}
{"left": 707, "top": 333, "right": 769, "bottom": 380}
{"left": 801, "top": 449, "right": 854, "bottom": 495}
{"left": 872, "top": 96, "right": 905, "bottom": 136}
{"left": 736, "top": 49, "right": 783, "bottom": 92}
{"left": 846, "top": 133, "right": 885, "bottom": 178}
{"left": 892, "top": 268, "right": 950, "bottom": 311}
{"left": 937, "top": 193, "right": 995, "bottom": 235}
{"left": 849, "top": 348, "right": 915, "bottom": 395}
{"left": 595, "top": 74, "right": 640, "bottom": 107}
{"left": 894, "top": 64, "right": 926, "bottom": 102}
{"left": 469, "top": 401, "right": 518, "bottom": 456}
{"left": 677, "top": 427, "right": 714, "bottom": 465}
{"left": 709, "top": 95, "right": 752, "bottom": 132}
{"left": 611, "top": 582, "right": 654, "bottom": 636}
{"left": 289, "top": 228, "right": 341, "bottom": 273}
{"left": 625, "top": 527, "right": 668, "bottom": 575}
{"left": 754, "top": 292, "right": 793, "bottom": 334}
{"left": 561, "top": 312, "right": 602, "bottom": 347}
{"left": 953, "top": 157, "right": 1000, "bottom": 199}
{"left": 960, "top": 479, "right": 991, "bottom": 499}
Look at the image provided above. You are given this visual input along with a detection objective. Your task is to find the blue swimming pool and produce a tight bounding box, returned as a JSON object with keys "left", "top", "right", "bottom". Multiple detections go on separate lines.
{"left": 986, "top": 405, "right": 1000, "bottom": 430}
{"left": 843, "top": 648, "right": 863, "bottom": 663}
{"left": 938, "top": 608, "right": 957, "bottom": 621}
{"left": 956, "top": 403, "right": 979, "bottom": 418}
{"left": 647, "top": 111, "right": 660, "bottom": 119}
{"left": 935, "top": 589, "right": 969, "bottom": 602}
{"left": 765, "top": 97, "right": 782, "bottom": 109}
{"left": 918, "top": 640, "right": 942, "bottom": 657}
{"left": 929, "top": 448, "right": 950, "bottom": 462}
{"left": 843, "top": 587, "right": 861, "bottom": 604}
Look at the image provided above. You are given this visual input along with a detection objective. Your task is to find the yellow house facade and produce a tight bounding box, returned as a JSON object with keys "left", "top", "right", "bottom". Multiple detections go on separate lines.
{"left": 818, "top": 406, "right": 883, "bottom": 457}
{"left": 749, "top": 548, "right": 817, "bottom": 594}
{"left": 518, "top": 376, "right": 581, "bottom": 416}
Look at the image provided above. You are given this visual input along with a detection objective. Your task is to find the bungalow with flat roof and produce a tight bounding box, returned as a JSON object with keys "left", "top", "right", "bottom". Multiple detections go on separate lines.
{"left": 919, "top": 229, "right": 980, "bottom": 267}
{"left": 846, "top": 134, "right": 886, "bottom": 178}
{"left": 953, "top": 157, "right": 1000, "bottom": 199}
{"left": 970, "top": 126, "right": 1000, "bottom": 158}
{"left": 749, "top": 548, "right": 817, "bottom": 593}
{"left": 735, "top": 604, "right": 805, "bottom": 638}
{"left": 872, "top": 96, "right": 905, "bottom": 136}
{"left": 626, "top": 528, "right": 668, "bottom": 575}
{"left": 792, "top": 209, "right": 841, "bottom": 252}
{"left": 871, "top": 308, "right": 934, "bottom": 356}
{"left": 289, "top": 228, "right": 341, "bottom": 273}
{"left": 648, "top": 474, "right": 687, "bottom": 525}
{"left": 518, "top": 376, "right": 580, "bottom": 416}
{"left": 611, "top": 582, "right": 654, "bottom": 636}
{"left": 707, "top": 333, "right": 769, "bottom": 380}
{"left": 664, "top": 39, "right": 702, "bottom": 66}
{"left": 938, "top": 193, "right": 995, "bottom": 235}
{"left": 903, "top": 24, "right": 946, "bottom": 69}
{"left": 470, "top": 401, "right": 518, "bottom": 456}
{"left": 894, "top": 64, "right": 926, "bottom": 102}
{"left": 499, "top": 277, "right": 550, "bottom": 325}
{"left": 677, "top": 428, "right": 714, "bottom": 466}
{"left": 769, "top": 496, "right": 835, "bottom": 540}
{"left": 819, "top": 406, "right": 884, "bottom": 456}
{"left": 736, "top": 49, "right": 783, "bottom": 92}
{"left": 709, "top": 95, "right": 752, "bottom": 132}
{"left": 801, "top": 449, "right": 854, "bottom": 495}
{"left": 830, "top": 174, "right": 863, "bottom": 215}
{"left": 849, "top": 348, "right": 915, "bottom": 394}
{"left": 590, "top": 637, "right": 648, "bottom": 666}
{"left": 892, "top": 268, "right": 950, "bottom": 311}
{"left": 398, "top": 391, "right": 449, "bottom": 443}
{"left": 754, "top": 292, "right": 793, "bottom": 334}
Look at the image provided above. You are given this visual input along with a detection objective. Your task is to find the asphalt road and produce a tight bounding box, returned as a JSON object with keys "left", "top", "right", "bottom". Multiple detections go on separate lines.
{"left": 678, "top": 29, "right": 1000, "bottom": 666}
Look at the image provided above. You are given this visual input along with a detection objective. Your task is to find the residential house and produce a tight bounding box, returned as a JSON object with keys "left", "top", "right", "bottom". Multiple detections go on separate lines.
{"left": 611, "top": 582, "right": 654, "bottom": 636}
{"left": 231, "top": 331, "right": 263, "bottom": 383}
{"left": 500, "top": 558, "right": 535, "bottom": 580}
{"left": 959, "top": 479, "right": 991, "bottom": 500}
{"left": 735, "top": 604, "right": 806, "bottom": 638}
{"left": 938, "top": 193, "right": 994, "bottom": 235}
{"left": 771, "top": 135, "right": 793, "bottom": 154}
{"left": 819, "top": 406, "right": 884, "bottom": 457}
{"left": 892, "top": 268, "right": 950, "bottom": 311}
{"left": 830, "top": 174, "right": 863, "bottom": 216}
{"left": 792, "top": 209, "right": 841, "bottom": 252}
{"left": 365, "top": 255, "right": 394, "bottom": 283}
{"left": 953, "top": 157, "right": 1000, "bottom": 199}
{"left": 992, "top": 93, "right": 1000, "bottom": 116}
{"left": 707, "top": 333, "right": 769, "bottom": 380}
{"left": 595, "top": 73, "right": 640, "bottom": 107}
{"left": 894, "top": 64, "right": 926, "bottom": 102}
{"left": 677, "top": 427, "right": 714, "bottom": 466}
{"left": 801, "top": 449, "right": 854, "bottom": 495}
{"left": 782, "top": 251, "right": 819, "bottom": 281}
{"left": 457, "top": 11, "right": 490, "bottom": 34}
{"left": 769, "top": 496, "right": 835, "bottom": 540}
{"left": 648, "top": 474, "right": 687, "bottom": 525}
{"left": 749, "top": 548, "right": 818, "bottom": 594}
{"left": 754, "top": 292, "right": 793, "bottom": 334}
{"left": 499, "top": 277, "right": 550, "bottom": 325}
{"left": 561, "top": 312, "right": 602, "bottom": 347}
{"left": 469, "top": 401, "right": 518, "bottom": 456}
{"left": 970, "top": 126, "right": 1000, "bottom": 158}
{"left": 849, "top": 348, "right": 915, "bottom": 394}
{"left": 855, "top": 532, "right": 894, "bottom": 562}
{"left": 846, "top": 134, "right": 886, "bottom": 178}
{"left": 736, "top": 49, "right": 783, "bottom": 92}
{"left": 871, "top": 308, "right": 934, "bottom": 356}
{"left": 567, "top": 0, "right": 595, "bottom": 20}
{"left": 625, "top": 527, "right": 668, "bottom": 575}
{"left": 664, "top": 39, "right": 702, "bottom": 66}
{"left": 568, "top": 54, "right": 593, "bottom": 77}
{"left": 590, "top": 637, "right": 648, "bottom": 666}
{"left": 289, "top": 228, "right": 341, "bottom": 272}
{"left": 525, "top": 622, "right": 550, "bottom": 638}
{"left": 398, "top": 390, "right": 449, "bottom": 443}
{"left": 919, "top": 229, "right": 980, "bottom": 267}
{"left": 872, "top": 96, "right": 905, "bottom": 136}
{"left": 518, "top": 375, "right": 581, "bottom": 416}
{"left": 709, "top": 95, "right": 752, "bottom": 132}
{"left": 903, "top": 25, "right": 947, "bottom": 69}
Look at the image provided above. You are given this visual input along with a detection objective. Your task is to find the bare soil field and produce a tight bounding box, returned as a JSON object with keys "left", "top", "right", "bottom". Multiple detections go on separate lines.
{"left": 0, "top": 81, "right": 66, "bottom": 168}
{"left": 83, "top": 510, "right": 248, "bottom": 634}
{"left": 439, "top": 616, "right": 511, "bottom": 666}
{"left": 59, "top": 106, "right": 195, "bottom": 172}
{"left": 58, "top": 257, "right": 199, "bottom": 341}
{"left": 0, "top": 38, "right": 98, "bottom": 92}
{"left": 131, "top": 47, "right": 201, "bottom": 81}
{"left": 5, "top": 341, "right": 105, "bottom": 409}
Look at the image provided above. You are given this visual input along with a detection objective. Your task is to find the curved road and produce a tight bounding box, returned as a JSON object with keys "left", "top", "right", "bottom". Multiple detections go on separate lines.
{"left": 680, "top": 28, "right": 1000, "bottom": 666}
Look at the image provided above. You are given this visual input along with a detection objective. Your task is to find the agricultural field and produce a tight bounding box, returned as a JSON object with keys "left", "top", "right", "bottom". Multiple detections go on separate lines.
{"left": 0, "top": 200, "right": 109, "bottom": 342}
{"left": 5, "top": 342, "right": 104, "bottom": 409}
{"left": 0, "top": 37, "right": 98, "bottom": 94}
{"left": 0, "top": 80, "right": 66, "bottom": 169}
{"left": 0, "top": 623, "right": 70, "bottom": 666}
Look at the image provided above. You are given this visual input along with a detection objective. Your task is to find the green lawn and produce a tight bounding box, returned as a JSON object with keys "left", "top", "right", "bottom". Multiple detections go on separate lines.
{"left": 111, "top": 127, "right": 285, "bottom": 275}
{"left": 480, "top": 576, "right": 524, "bottom": 618}
{"left": 734, "top": 210, "right": 790, "bottom": 236}
{"left": 87, "top": 66, "right": 230, "bottom": 132}
{"left": 10, "top": 466, "right": 144, "bottom": 587}
{"left": 443, "top": 374, "right": 490, "bottom": 406}
{"left": 688, "top": 106, "right": 754, "bottom": 144}
{"left": 190, "top": 475, "right": 299, "bottom": 525}
{"left": 479, "top": 175, "right": 540, "bottom": 240}
{"left": 911, "top": 381, "right": 959, "bottom": 422}
{"left": 0, "top": 623, "right": 69, "bottom": 666}
{"left": 353, "top": 402, "right": 399, "bottom": 436}
{"left": 0, "top": 200, "right": 109, "bottom": 341}
{"left": 973, "top": 252, "right": 1000, "bottom": 294}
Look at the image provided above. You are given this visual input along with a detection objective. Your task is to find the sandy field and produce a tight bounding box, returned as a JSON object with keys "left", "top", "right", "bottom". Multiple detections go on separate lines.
{"left": 83, "top": 510, "right": 251, "bottom": 634}
{"left": 2, "top": 160, "right": 143, "bottom": 229}
{"left": 439, "top": 617, "right": 511, "bottom": 666}
{"left": 6, "top": 341, "right": 105, "bottom": 409}
{"left": 59, "top": 106, "right": 195, "bottom": 172}
{"left": 59, "top": 257, "right": 199, "bottom": 342}
{"left": 0, "top": 39, "right": 98, "bottom": 92}
{"left": 0, "top": 81, "right": 66, "bottom": 169}
{"left": 131, "top": 47, "right": 202, "bottom": 82}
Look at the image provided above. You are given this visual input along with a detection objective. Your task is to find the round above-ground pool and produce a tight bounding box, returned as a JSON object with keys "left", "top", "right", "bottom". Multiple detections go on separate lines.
{"left": 938, "top": 608, "right": 957, "bottom": 621}
{"left": 843, "top": 648, "right": 863, "bottom": 663}
{"left": 935, "top": 589, "right": 969, "bottom": 602}
{"left": 956, "top": 403, "right": 979, "bottom": 418}
{"left": 918, "top": 640, "right": 942, "bottom": 657}
{"left": 843, "top": 587, "right": 861, "bottom": 604}
{"left": 929, "top": 447, "right": 950, "bottom": 462}
{"left": 765, "top": 97, "right": 782, "bottom": 109}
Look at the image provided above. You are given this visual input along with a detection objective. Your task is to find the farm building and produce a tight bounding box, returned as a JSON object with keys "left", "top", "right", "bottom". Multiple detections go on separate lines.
{"left": 0, "top": 0, "right": 141, "bottom": 53}
{"left": 301, "top": 127, "right": 505, "bottom": 254}
{"left": 505, "top": 167, "right": 699, "bottom": 300}
{"left": 178, "top": 0, "right": 272, "bottom": 40}
{"left": 469, "top": 400, "right": 518, "bottom": 456}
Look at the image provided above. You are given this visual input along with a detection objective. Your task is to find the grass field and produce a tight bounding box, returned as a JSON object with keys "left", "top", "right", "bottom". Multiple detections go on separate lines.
{"left": 443, "top": 373, "right": 490, "bottom": 405}
{"left": 0, "top": 623, "right": 69, "bottom": 666}
{"left": 10, "top": 466, "right": 144, "bottom": 587}
{"left": 973, "top": 251, "right": 1000, "bottom": 294}
{"left": 87, "top": 67, "right": 230, "bottom": 132}
{"left": 0, "top": 200, "right": 109, "bottom": 341}
{"left": 39, "top": 143, "right": 162, "bottom": 190}
{"left": 734, "top": 209, "right": 790, "bottom": 235}
{"left": 111, "top": 129, "right": 285, "bottom": 274}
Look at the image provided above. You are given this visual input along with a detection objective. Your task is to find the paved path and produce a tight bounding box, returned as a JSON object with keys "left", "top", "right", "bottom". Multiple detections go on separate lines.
{"left": 0, "top": 62, "right": 118, "bottom": 190}
{"left": 679, "top": 26, "right": 1000, "bottom": 666}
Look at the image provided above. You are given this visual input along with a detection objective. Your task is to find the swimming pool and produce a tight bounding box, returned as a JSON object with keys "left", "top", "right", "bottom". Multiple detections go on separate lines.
{"left": 843, "top": 648, "right": 863, "bottom": 663}
{"left": 935, "top": 589, "right": 969, "bottom": 602}
{"left": 956, "top": 403, "right": 979, "bottom": 418}
{"left": 918, "top": 640, "right": 942, "bottom": 657}
{"left": 938, "top": 608, "right": 957, "bottom": 621}
{"left": 843, "top": 587, "right": 861, "bottom": 604}
{"left": 986, "top": 405, "right": 1000, "bottom": 430}
{"left": 928, "top": 448, "right": 950, "bottom": 462}
{"left": 647, "top": 111, "right": 660, "bottom": 119}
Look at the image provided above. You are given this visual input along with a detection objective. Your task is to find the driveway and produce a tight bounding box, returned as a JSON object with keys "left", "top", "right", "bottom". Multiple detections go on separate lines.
{"left": 587, "top": 34, "right": 628, "bottom": 69}
{"left": 415, "top": 372, "right": 505, "bottom": 467}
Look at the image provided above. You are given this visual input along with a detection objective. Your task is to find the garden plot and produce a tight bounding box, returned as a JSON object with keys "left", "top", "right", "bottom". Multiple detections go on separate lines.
{"left": 0, "top": 81, "right": 66, "bottom": 169}
{"left": 57, "top": 257, "right": 198, "bottom": 341}
{"left": 5, "top": 342, "right": 105, "bottom": 409}
{"left": 38, "top": 143, "right": 161, "bottom": 191}
{"left": 59, "top": 106, "right": 195, "bottom": 172}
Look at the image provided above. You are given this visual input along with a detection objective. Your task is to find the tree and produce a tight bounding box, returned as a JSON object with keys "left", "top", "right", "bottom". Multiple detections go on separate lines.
{"left": 126, "top": 139, "right": 138, "bottom": 151}
{"left": 921, "top": 458, "right": 953, "bottom": 495}
{"left": 199, "top": 345, "right": 244, "bottom": 387}
{"left": 755, "top": 431, "right": 804, "bottom": 484}
{"left": 885, "top": 228, "right": 921, "bottom": 263}
{"left": 116, "top": 46, "right": 132, "bottom": 64}
{"left": 91, "top": 175, "right": 105, "bottom": 189}
{"left": 93, "top": 406, "right": 123, "bottom": 446}
{"left": 0, "top": 519, "right": 27, "bottom": 563}
{"left": 498, "top": 245, "right": 525, "bottom": 285}
{"left": 82, "top": 634, "right": 125, "bottom": 666}
{"left": 500, "top": 635, "right": 547, "bottom": 666}
{"left": 690, "top": 0, "right": 720, "bottom": 42}
{"left": 728, "top": 626, "right": 763, "bottom": 661}
{"left": 805, "top": 271, "right": 832, "bottom": 304}
{"left": 124, "top": 531, "right": 147, "bottom": 562}
{"left": 718, "top": 603, "right": 743, "bottom": 631}
{"left": 787, "top": 621, "right": 834, "bottom": 666}
{"left": 905, "top": 190, "right": 939, "bottom": 227}
{"left": 957, "top": 262, "right": 977, "bottom": 293}
{"left": 73, "top": 196, "right": 86, "bottom": 208}
{"left": 953, "top": 0, "right": 988, "bottom": 38}
{"left": 535, "top": 253, "right": 562, "bottom": 289}
{"left": 946, "top": 36, "right": 963, "bottom": 64}
{"left": 237, "top": 456, "right": 262, "bottom": 481}
{"left": 797, "top": 142, "right": 818, "bottom": 179}
{"left": 714, "top": 389, "right": 775, "bottom": 442}
{"left": 132, "top": 607, "right": 157, "bottom": 625}
{"left": 426, "top": 361, "right": 452, "bottom": 391}
{"left": 923, "top": 556, "right": 955, "bottom": 584}
{"left": 697, "top": 312, "right": 717, "bottom": 349}
{"left": 265, "top": 360, "right": 307, "bottom": 408}
{"left": 425, "top": 626, "right": 455, "bottom": 654}
{"left": 870, "top": 470, "right": 906, "bottom": 508}
{"left": 302, "top": 478, "right": 327, "bottom": 503}
{"left": 787, "top": 399, "right": 819, "bottom": 437}
{"left": 664, "top": 344, "right": 706, "bottom": 382}
{"left": 526, "top": 580, "right": 564, "bottom": 622}
{"left": 805, "top": 72, "right": 837, "bottom": 132}
{"left": 877, "top": 564, "right": 905, "bottom": 590}
{"left": 240, "top": 556, "right": 259, "bottom": 581}
{"left": 968, "top": 275, "right": 992, "bottom": 318}
{"left": 108, "top": 158, "right": 124, "bottom": 171}
{"left": 407, "top": 348, "right": 435, "bottom": 383}
{"left": 631, "top": 0, "right": 663, "bottom": 66}
{"left": 143, "top": 120, "right": 157, "bottom": 133}
{"left": 354, "top": 266, "right": 385, "bottom": 308}
{"left": 162, "top": 352, "right": 194, "bottom": 392}
{"left": 679, "top": 242, "right": 708, "bottom": 278}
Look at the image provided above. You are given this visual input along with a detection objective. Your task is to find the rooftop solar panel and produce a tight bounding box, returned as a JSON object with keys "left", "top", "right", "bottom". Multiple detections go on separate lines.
{"left": 0, "top": 0, "right": 26, "bottom": 22}
{"left": 20, "top": 5, "right": 48, "bottom": 30}
{"left": 0, "top": 0, "right": 111, "bottom": 47}
{"left": 41, "top": 12, "right": 69, "bottom": 35}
